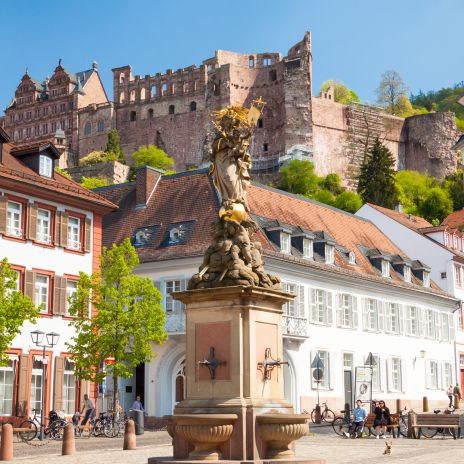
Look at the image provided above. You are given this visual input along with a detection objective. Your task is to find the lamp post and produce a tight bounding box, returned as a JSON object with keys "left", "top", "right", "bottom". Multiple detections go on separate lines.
{"left": 364, "top": 352, "right": 377, "bottom": 413}
{"left": 30, "top": 330, "right": 60, "bottom": 440}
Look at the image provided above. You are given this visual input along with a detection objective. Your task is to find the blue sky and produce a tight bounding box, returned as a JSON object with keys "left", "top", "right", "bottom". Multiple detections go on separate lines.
{"left": 0, "top": 0, "right": 462, "bottom": 112}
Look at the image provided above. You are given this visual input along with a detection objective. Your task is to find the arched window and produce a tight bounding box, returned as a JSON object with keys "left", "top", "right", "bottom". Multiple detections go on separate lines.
{"left": 97, "top": 120, "right": 104, "bottom": 132}
{"left": 183, "top": 81, "right": 189, "bottom": 93}
{"left": 130, "top": 90, "right": 135, "bottom": 102}
{"left": 130, "top": 111, "right": 136, "bottom": 122}
{"left": 119, "top": 74, "right": 125, "bottom": 84}
{"left": 263, "top": 57, "right": 272, "bottom": 66}
{"left": 148, "top": 108, "right": 154, "bottom": 119}
{"left": 169, "top": 105, "right": 175, "bottom": 115}
{"left": 151, "top": 85, "right": 157, "bottom": 98}
{"left": 248, "top": 56, "right": 255, "bottom": 68}
{"left": 140, "top": 87, "right": 146, "bottom": 100}
{"left": 161, "top": 83, "right": 167, "bottom": 96}
{"left": 119, "top": 91, "right": 125, "bottom": 103}
{"left": 84, "top": 122, "right": 91, "bottom": 136}
{"left": 190, "top": 101, "right": 197, "bottom": 112}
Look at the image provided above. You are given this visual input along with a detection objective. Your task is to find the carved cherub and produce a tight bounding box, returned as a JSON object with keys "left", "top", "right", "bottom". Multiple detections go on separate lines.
{"left": 224, "top": 219, "right": 252, "bottom": 265}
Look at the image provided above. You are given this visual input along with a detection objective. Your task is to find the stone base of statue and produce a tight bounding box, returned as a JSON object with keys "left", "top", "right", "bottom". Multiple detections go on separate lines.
{"left": 147, "top": 286, "right": 325, "bottom": 464}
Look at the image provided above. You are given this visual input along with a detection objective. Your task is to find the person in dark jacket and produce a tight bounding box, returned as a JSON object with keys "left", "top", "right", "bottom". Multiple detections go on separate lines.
{"left": 373, "top": 400, "right": 391, "bottom": 438}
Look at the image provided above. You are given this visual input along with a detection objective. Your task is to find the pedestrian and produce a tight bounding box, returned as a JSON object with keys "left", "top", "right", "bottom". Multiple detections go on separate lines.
{"left": 453, "top": 383, "right": 462, "bottom": 401}
{"left": 447, "top": 385, "right": 453, "bottom": 408}
{"left": 344, "top": 399, "right": 367, "bottom": 438}
{"left": 132, "top": 395, "right": 144, "bottom": 412}
{"left": 373, "top": 400, "right": 391, "bottom": 438}
{"left": 80, "top": 394, "right": 96, "bottom": 432}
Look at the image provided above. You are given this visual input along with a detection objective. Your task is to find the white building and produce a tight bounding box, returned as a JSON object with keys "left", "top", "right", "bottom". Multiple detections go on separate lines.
{"left": 98, "top": 168, "right": 458, "bottom": 421}
{"left": 357, "top": 203, "right": 464, "bottom": 399}
{"left": 0, "top": 128, "right": 115, "bottom": 424}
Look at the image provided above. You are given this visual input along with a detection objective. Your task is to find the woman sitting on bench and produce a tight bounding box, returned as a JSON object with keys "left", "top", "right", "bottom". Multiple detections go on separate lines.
{"left": 373, "top": 400, "right": 391, "bottom": 438}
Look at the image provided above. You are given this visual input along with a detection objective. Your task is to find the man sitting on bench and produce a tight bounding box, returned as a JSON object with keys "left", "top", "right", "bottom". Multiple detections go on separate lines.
{"left": 345, "top": 400, "right": 367, "bottom": 438}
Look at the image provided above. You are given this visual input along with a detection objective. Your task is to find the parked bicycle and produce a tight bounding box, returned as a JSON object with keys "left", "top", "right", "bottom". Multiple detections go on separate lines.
{"left": 19, "top": 409, "right": 68, "bottom": 441}
{"left": 420, "top": 408, "right": 457, "bottom": 439}
{"left": 311, "top": 401, "right": 335, "bottom": 424}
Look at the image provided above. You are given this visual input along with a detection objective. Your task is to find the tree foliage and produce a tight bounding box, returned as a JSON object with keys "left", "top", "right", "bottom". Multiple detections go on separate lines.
{"left": 418, "top": 187, "right": 453, "bottom": 223}
{"left": 80, "top": 151, "right": 119, "bottom": 166}
{"left": 0, "top": 258, "right": 38, "bottom": 365}
{"left": 80, "top": 176, "right": 111, "bottom": 190}
{"left": 67, "top": 239, "right": 166, "bottom": 412}
{"left": 129, "top": 145, "right": 176, "bottom": 180}
{"left": 376, "top": 70, "right": 409, "bottom": 115}
{"left": 278, "top": 160, "right": 320, "bottom": 195}
{"left": 54, "top": 166, "right": 72, "bottom": 179}
{"left": 395, "top": 170, "right": 438, "bottom": 215}
{"left": 333, "top": 191, "right": 363, "bottom": 213}
{"left": 443, "top": 171, "right": 464, "bottom": 211}
{"left": 320, "top": 80, "right": 360, "bottom": 105}
{"left": 357, "top": 139, "right": 398, "bottom": 208}
{"left": 106, "top": 129, "right": 126, "bottom": 164}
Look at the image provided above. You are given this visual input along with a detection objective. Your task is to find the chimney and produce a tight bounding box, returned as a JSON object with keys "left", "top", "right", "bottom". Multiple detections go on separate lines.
{"left": 135, "top": 166, "right": 163, "bottom": 209}
{"left": 394, "top": 202, "right": 403, "bottom": 213}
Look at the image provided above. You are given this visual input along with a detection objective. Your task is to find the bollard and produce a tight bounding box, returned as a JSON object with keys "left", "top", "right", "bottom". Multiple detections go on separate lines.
{"left": 454, "top": 393, "right": 460, "bottom": 410}
{"left": 396, "top": 399, "right": 401, "bottom": 413}
{"left": 407, "top": 410, "right": 417, "bottom": 439}
{"left": 123, "top": 419, "right": 136, "bottom": 450}
{"left": 62, "top": 423, "right": 76, "bottom": 456}
{"left": 0, "top": 424, "right": 13, "bottom": 461}
{"left": 314, "top": 404, "right": 322, "bottom": 424}
{"left": 422, "top": 396, "right": 428, "bottom": 412}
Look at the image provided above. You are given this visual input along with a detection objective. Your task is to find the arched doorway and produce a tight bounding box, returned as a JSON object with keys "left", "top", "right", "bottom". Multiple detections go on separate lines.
{"left": 283, "top": 348, "right": 298, "bottom": 411}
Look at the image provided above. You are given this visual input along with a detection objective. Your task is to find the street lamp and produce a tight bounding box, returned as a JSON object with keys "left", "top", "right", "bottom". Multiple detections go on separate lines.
{"left": 364, "top": 352, "right": 377, "bottom": 412}
{"left": 30, "top": 330, "right": 60, "bottom": 440}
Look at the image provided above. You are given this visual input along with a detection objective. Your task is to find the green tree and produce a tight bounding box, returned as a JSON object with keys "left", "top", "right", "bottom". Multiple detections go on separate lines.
{"left": 418, "top": 187, "right": 453, "bottom": 223}
{"left": 320, "top": 80, "right": 360, "bottom": 104}
{"left": 444, "top": 171, "right": 464, "bottom": 211}
{"left": 395, "top": 170, "right": 438, "bottom": 215}
{"left": 67, "top": 239, "right": 166, "bottom": 414}
{"left": 80, "top": 151, "right": 119, "bottom": 166}
{"left": 278, "top": 160, "right": 320, "bottom": 195}
{"left": 376, "top": 70, "right": 409, "bottom": 115}
{"left": 321, "top": 173, "right": 344, "bottom": 195}
{"left": 80, "top": 176, "right": 111, "bottom": 190}
{"left": 0, "top": 258, "right": 38, "bottom": 365}
{"left": 333, "top": 191, "right": 363, "bottom": 213}
{"left": 129, "top": 145, "right": 176, "bottom": 180}
{"left": 106, "top": 129, "right": 126, "bottom": 164}
{"left": 357, "top": 139, "right": 398, "bottom": 208}
{"left": 311, "top": 189, "right": 336, "bottom": 206}
{"left": 54, "top": 166, "right": 72, "bottom": 179}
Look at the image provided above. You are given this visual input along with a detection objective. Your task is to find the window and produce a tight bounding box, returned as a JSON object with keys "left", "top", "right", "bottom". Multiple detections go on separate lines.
{"left": 63, "top": 358, "right": 76, "bottom": 415}
{"left": 7, "top": 201, "right": 23, "bottom": 237}
{"left": 37, "top": 208, "right": 51, "bottom": 244}
{"left": 130, "top": 111, "right": 137, "bottom": 122}
{"left": 66, "top": 280, "right": 78, "bottom": 315}
{"left": 148, "top": 108, "right": 154, "bottom": 119}
{"left": 325, "top": 244, "right": 335, "bottom": 264}
{"left": 190, "top": 101, "right": 197, "bottom": 112}
{"left": 369, "top": 354, "right": 381, "bottom": 391}
{"left": 165, "top": 280, "right": 184, "bottom": 312}
{"left": 403, "top": 266, "right": 411, "bottom": 283}
{"left": 441, "top": 313, "right": 450, "bottom": 341}
{"left": 407, "top": 306, "right": 419, "bottom": 336}
{"left": 248, "top": 56, "right": 255, "bottom": 68}
{"left": 338, "top": 294, "right": 356, "bottom": 328}
{"left": 314, "top": 350, "right": 330, "bottom": 389}
{"left": 428, "top": 360, "right": 439, "bottom": 389}
{"left": 343, "top": 353, "right": 353, "bottom": 370}
{"left": 30, "top": 358, "right": 43, "bottom": 414}
{"left": 310, "top": 288, "right": 332, "bottom": 325}
{"left": 161, "top": 83, "right": 167, "bottom": 95}
{"left": 387, "top": 303, "right": 400, "bottom": 334}
{"left": 39, "top": 155, "right": 52, "bottom": 178}
{"left": 263, "top": 57, "right": 272, "bottom": 66}
{"left": 35, "top": 275, "right": 49, "bottom": 312}
{"left": 263, "top": 143, "right": 268, "bottom": 152}
{"left": 425, "top": 309, "right": 435, "bottom": 338}
{"left": 348, "top": 252, "right": 356, "bottom": 265}
{"left": 365, "top": 298, "right": 379, "bottom": 331}
{"left": 151, "top": 85, "right": 157, "bottom": 97}
{"left": 97, "top": 120, "right": 104, "bottom": 132}
{"left": 443, "top": 362, "right": 453, "bottom": 388}
{"left": 280, "top": 232, "right": 291, "bottom": 254}
{"left": 423, "top": 272, "right": 430, "bottom": 288}
{"left": 257, "top": 118, "right": 263, "bottom": 128}
{"left": 67, "top": 216, "right": 81, "bottom": 250}
{"left": 391, "top": 357, "right": 402, "bottom": 392}
{"left": 282, "top": 282, "right": 297, "bottom": 317}
{"left": 382, "top": 260, "right": 390, "bottom": 278}
{"left": 84, "top": 122, "right": 91, "bottom": 136}
{"left": 0, "top": 359, "right": 14, "bottom": 415}
{"left": 303, "top": 238, "right": 313, "bottom": 259}
{"left": 169, "top": 105, "right": 175, "bottom": 115}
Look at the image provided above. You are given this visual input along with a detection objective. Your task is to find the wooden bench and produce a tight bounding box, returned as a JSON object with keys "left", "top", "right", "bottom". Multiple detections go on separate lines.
{"left": 410, "top": 413, "right": 461, "bottom": 439}
{"left": 364, "top": 413, "right": 400, "bottom": 438}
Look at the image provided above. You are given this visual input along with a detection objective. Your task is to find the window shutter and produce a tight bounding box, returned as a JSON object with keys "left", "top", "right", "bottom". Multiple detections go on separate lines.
{"left": 24, "top": 270, "right": 35, "bottom": 300}
{"left": 27, "top": 203, "right": 37, "bottom": 241}
{"left": 53, "top": 276, "right": 62, "bottom": 314}
{"left": 352, "top": 296, "right": 358, "bottom": 329}
{"left": 449, "top": 314, "right": 456, "bottom": 341}
{"left": 310, "top": 350, "right": 316, "bottom": 389}
{"left": 437, "top": 363, "right": 443, "bottom": 390}
{"left": 54, "top": 357, "right": 64, "bottom": 411}
{"left": 0, "top": 195, "right": 7, "bottom": 234}
{"left": 378, "top": 301, "right": 385, "bottom": 332}
{"left": 434, "top": 312, "right": 441, "bottom": 340}
{"left": 400, "top": 359, "right": 407, "bottom": 393}
{"left": 17, "top": 354, "right": 29, "bottom": 416}
{"left": 385, "top": 303, "right": 391, "bottom": 333}
{"left": 336, "top": 294, "right": 342, "bottom": 327}
{"left": 326, "top": 291, "right": 333, "bottom": 325}
{"left": 419, "top": 308, "right": 426, "bottom": 337}
{"left": 60, "top": 213, "right": 69, "bottom": 247}
{"left": 378, "top": 356, "right": 384, "bottom": 392}
{"left": 329, "top": 351, "right": 336, "bottom": 390}
{"left": 425, "top": 361, "right": 431, "bottom": 389}
{"left": 405, "top": 307, "right": 411, "bottom": 336}
{"left": 297, "top": 285, "right": 305, "bottom": 319}
{"left": 399, "top": 305, "right": 404, "bottom": 334}
{"left": 386, "top": 357, "right": 391, "bottom": 393}
{"left": 362, "top": 298, "right": 368, "bottom": 330}
{"left": 84, "top": 217, "right": 92, "bottom": 253}
{"left": 310, "top": 288, "right": 317, "bottom": 323}
{"left": 54, "top": 211, "right": 61, "bottom": 245}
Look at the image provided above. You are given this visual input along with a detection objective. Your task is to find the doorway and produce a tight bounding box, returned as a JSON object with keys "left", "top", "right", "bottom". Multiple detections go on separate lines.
{"left": 343, "top": 353, "right": 353, "bottom": 408}
{"left": 135, "top": 363, "right": 145, "bottom": 400}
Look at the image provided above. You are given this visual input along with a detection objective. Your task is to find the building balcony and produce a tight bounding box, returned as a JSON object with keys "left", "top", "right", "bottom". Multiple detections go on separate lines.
{"left": 165, "top": 312, "right": 186, "bottom": 334}
{"left": 282, "top": 316, "right": 308, "bottom": 338}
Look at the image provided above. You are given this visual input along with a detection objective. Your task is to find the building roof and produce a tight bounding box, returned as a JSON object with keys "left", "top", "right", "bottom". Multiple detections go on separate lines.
{"left": 366, "top": 203, "right": 433, "bottom": 231}
{"left": 97, "top": 170, "right": 444, "bottom": 293}
{"left": 0, "top": 142, "right": 116, "bottom": 212}
{"left": 442, "top": 209, "right": 464, "bottom": 230}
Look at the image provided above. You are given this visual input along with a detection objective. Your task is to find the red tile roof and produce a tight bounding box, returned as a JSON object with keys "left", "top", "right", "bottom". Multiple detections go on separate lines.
{"left": 97, "top": 170, "right": 445, "bottom": 294}
{"left": 366, "top": 203, "right": 432, "bottom": 230}
{"left": 0, "top": 142, "right": 117, "bottom": 211}
{"left": 442, "top": 209, "right": 464, "bottom": 230}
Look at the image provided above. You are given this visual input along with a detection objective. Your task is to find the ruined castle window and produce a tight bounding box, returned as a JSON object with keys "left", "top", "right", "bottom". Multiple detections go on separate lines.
{"left": 183, "top": 81, "right": 189, "bottom": 93}
{"left": 194, "top": 80, "right": 198, "bottom": 91}
{"left": 263, "top": 57, "right": 272, "bottom": 66}
{"left": 84, "top": 122, "right": 91, "bottom": 136}
{"left": 257, "top": 118, "right": 263, "bottom": 128}
{"left": 269, "top": 70, "right": 277, "bottom": 82}
{"left": 68, "top": 119, "right": 73, "bottom": 129}
{"left": 161, "top": 83, "right": 167, "bottom": 96}
{"left": 248, "top": 56, "right": 255, "bottom": 68}
{"left": 97, "top": 120, "right": 104, "bottom": 132}
{"left": 140, "top": 87, "right": 146, "bottom": 100}
{"left": 207, "top": 63, "right": 213, "bottom": 72}
{"left": 263, "top": 143, "right": 268, "bottom": 152}
{"left": 68, "top": 101, "right": 73, "bottom": 110}
{"left": 151, "top": 85, "right": 157, "bottom": 97}
{"left": 25, "top": 127, "right": 31, "bottom": 138}
{"left": 213, "top": 82, "right": 221, "bottom": 96}
{"left": 169, "top": 105, "right": 175, "bottom": 115}
{"left": 60, "top": 103, "right": 66, "bottom": 112}
{"left": 130, "top": 90, "right": 136, "bottom": 102}
{"left": 130, "top": 111, "right": 137, "bottom": 122}
{"left": 119, "top": 91, "right": 125, "bottom": 103}
{"left": 148, "top": 108, "right": 154, "bottom": 119}
{"left": 170, "top": 83, "right": 175, "bottom": 95}
{"left": 120, "top": 74, "right": 125, "bottom": 84}
{"left": 190, "top": 101, "right": 197, "bottom": 112}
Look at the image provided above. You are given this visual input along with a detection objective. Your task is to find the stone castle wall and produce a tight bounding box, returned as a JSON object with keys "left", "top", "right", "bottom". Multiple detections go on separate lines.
{"left": 66, "top": 160, "right": 129, "bottom": 184}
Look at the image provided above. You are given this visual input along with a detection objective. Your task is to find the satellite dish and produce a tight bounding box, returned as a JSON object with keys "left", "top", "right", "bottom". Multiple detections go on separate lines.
{"left": 313, "top": 368, "right": 324, "bottom": 381}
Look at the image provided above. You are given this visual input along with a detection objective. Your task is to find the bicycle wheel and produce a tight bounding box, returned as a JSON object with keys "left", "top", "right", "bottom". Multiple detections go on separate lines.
{"left": 93, "top": 419, "right": 104, "bottom": 437}
{"left": 332, "top": 417, "right": 349, "bottom": 436}
{"left": 399, "top": 416, "right": 408, "bottom": 437}
{"left": 19, "top": 420, "right": 38, "bottom": 442}
{"left": 420, "top": 427, "right": 438, "bottom": 438}
{"left": 104, "top": 422, "right": 119, "bottom": 438}
{"left": 322, "top": 408, "right": 336, "bottom": 424}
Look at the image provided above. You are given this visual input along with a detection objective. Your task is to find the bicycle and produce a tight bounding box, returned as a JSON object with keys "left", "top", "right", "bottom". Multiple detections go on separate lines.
{"left": 311, "top": 401, "right": 335, "bottom": 424}
{"left": 420, "top": 408, "right": 457, "bottom": 439}
{"left": 91, "top": 412, "right": 120, "bottom": 438}
{"left": 19, "top": 409, "right": 68, "bottom": 441}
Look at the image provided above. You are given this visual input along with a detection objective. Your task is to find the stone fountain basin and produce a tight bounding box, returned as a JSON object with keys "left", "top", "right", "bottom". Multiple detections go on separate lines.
{"left": 256, "top": 413, "right": 310, "bottom": 424}
{"left": 173, "top": 414, "right": 238, "bottom": 425}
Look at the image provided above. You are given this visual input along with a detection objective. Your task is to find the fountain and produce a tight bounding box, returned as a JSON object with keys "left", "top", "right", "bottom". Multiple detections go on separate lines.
{"left": 149, "top": 101, "right": 325, "bottom": 464}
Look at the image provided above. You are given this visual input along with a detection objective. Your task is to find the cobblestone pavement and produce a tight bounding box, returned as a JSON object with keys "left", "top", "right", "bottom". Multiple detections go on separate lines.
{"left": 9, "top": 430, "right": 464, "bottom": 464}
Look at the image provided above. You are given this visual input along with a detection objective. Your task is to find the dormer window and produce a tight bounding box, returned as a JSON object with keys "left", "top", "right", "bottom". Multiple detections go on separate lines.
{"left": 39, "top": 155, "right": 52, "bottom": 177}
{"left": 303, "top": 238, "right": 313, "bottom": 259}
{"left": 281, "top": 232, "right": 291, "bottom": 254}
{"left": 348, "top": 251, "right": 356, "bottom": 265}
{"left": 423, "top": 271, "right": 430, "bottom": 288}
{"left": 381, "top": 260, "right": 390, "bottom": 278}
{"left": 403, "top": 265, "right": 411, "bottom": 283}
{"left": 325, "top": 244, "right": 334, "bottom": 264}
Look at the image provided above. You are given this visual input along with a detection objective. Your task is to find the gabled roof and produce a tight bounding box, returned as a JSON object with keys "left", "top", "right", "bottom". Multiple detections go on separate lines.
{"left": 365, "top": 203, "right": 432, "bottom": 231}
{"left": 443, "top": 209, "right": 464, "bottom": 230}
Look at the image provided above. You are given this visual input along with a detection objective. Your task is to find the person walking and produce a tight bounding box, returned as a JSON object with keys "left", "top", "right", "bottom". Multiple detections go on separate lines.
{"left": 447, "top": 385, "right": 454, "bottom": 408}
{"left": 344, "top": 399, "right": 367, "bottom": 438}
{"left": 373, "top": 400, "right": 391, "bottom": 438}
{"left": 131, "top": 395, "right": 144, "bottom": 412}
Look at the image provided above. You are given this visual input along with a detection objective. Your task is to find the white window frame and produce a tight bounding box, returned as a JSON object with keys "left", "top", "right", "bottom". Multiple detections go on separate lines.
{"left": 312, "top": 350, "right": 331, "bottom": 390}
{"left": 310, "top": 288, "right": 332, "bottom": 325}
{"left": 369, "top": 354, "right": 381, "bottom": 392}
{"left": 282, "top": 282, "right": 297, "bottom": 317}
{"left": 280, "top": 232, "right": 291, "bottom": 254}
{"left": 365, "top": 298, "right": 379, "bottom": 332}
{"left": 164, "top": 279, "right": 185, "bottom": 313}
{"left": 63, "top": 359, "right": 76, "bottom": 415}
{"left": 302, "top": 238, "right": 313, "bottom": 259}
{"left": 348, "top": 251, "right": 356, "bottom": 265}
{"left": 425, "top": 309, "right": 435, "bottom": 338}
{"left": 443, "top": 362, "right": 453, "bottom": 389}
{"left": 382, "top": 260, "right": 390, "bottom": 278}
{"left": 35, "top": 274, "right": 49, "bottom": 313}
{"left": 7, "top": 201, "right": 22, "bottom": 237}
{"left": 325, "top": 244, "right": 334, "bottom": 265}
{"left": 390, "top": 357, "right": 402, "bottom": 392}
{"left": 403, "top": 266, "right": 411, "bottom": 283}
{"left": 0, "top": 359, "right": 15, "bottom": 415}
{"left": 67, "top": 216, "right": 81, "bottom": 250}
{"left": 387, "top": 303, "right": 400, "bottom": 334}
{"left": 66, "top": 280, "right": 78, "bottom": 315}
{"left": 340, "top": 294, "right": 352, "bottom": 328}
{"left": 30, "top": 359, "right": 44, "bottom": 413}
{"left": 428, "top": 360, "right": 439, "bottom": 389}
{"left": 39, "top": 155, "right": 52, "bottom": 177}
{"left": 37, "top": 208, "right": 51, "bottom": 244}
{"left": 407, "top": 306, "right": 420, "bottom": 337}
{"left": 454, "top": 264, "right": 462, "bottom": 288}
{"left": 423, "top": 272, "right": 430, "bottom": 288}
